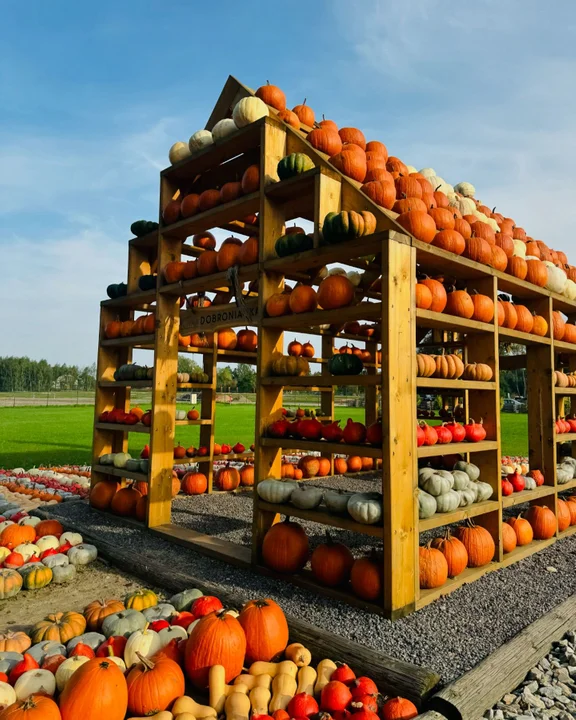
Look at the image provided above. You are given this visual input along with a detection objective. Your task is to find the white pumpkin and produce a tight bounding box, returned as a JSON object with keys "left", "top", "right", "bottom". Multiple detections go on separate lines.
{"left": 67, "top": 633, "right": 105, "bottom": 652}
{"left": 0, "top": 521, "right": 14, "bottom": 534}
{"left": 60, "top": 532, "right": 83, "bottom": 547}
{"left": 466, "top": 482, "right": 479, "bottom": 503}
{"left": 212, "top": 118, "right": 238, "bottom": 142}
{"left": 168, "top": 141, "right": 191, "bottom": 165}
{"left": 124, "top": 626, "right": 161, "bottom": 668}
{"left": 158, "top": 625, "right": 187, "bottom": 647}
{"left": 544, "top": 261, "right": 567, "bottom": 294}
{"left": 560, "top": 456, "right": 576, "bottom": 469}
{"left": 56, "top": 656, "right": 90, "bottom": 692}
{"left": 524, "top": 476, "right": 537, "bottom": 491}
{"left": 419, "top": 167, "right": 437, "bottom": 178}
{"left": 290, "top": 486, "right": 323, "bottom": 510}
{"left": 557, "top": 466, "right": 572, "bottom": 484}
{"left": 14, "top": 669, "right": 56, "bottom": 700}
{"left": 454, "top": 181, "right": 476, "bottom": 197}
{"left": 256, "top": 479, "right": 297, "bottom": 504}
{"left": 512, "top": 239, "right": 527, "bottom": 258}
{"left": 564, "top": 279, "right": 576, "bottom": 300}
{"left": 418, "top": 468, "right": 453, "bottom": 496}
{"left": 107, "top": 655, "right": 126, "bottom": 671}
{"left": 417, "top": 489, "right": 437, "bottom": 519}
{"left": 405, "top": 165, "right": 417, "bottom": 174}
{"left": 459, "top": 488, "right": 477, "bottom": 507}
{"left": 67, "top": 544, "right": 98, "bottom": 566}
{"left": 454, "top": 461, "right": 481, "bottom": 482}
{"left": 448, "top": 193, "right": 476, "bottom": 216}
{"left": 18, "top": 516, "right": 41, "bottom": 527}
{"left": 42, "top": 553, "right": 69, "bottom": 569}
{"left": 452, "top": 470, "right": 470, "bottom": 491}
{"left": 187, "top": 619, "right": 200, "bottom": 636}
{"left": 0, "top": 548, "right": 10, "bottom": 564}
{"left": 435, "top": 490, "right": 461, "bottom": 513}
{"left": 14, "top": 543, "right": 40, "bottom": 562}
{"left": 328, "top": 267, "right": 347, "bottom": 276}
{"left": 142, "top": 604, "right": 175, "bottom": 622}
{"left": 0, "top": 681, "right": 16, "bottom": 710}
{"left": 346, "top": 270, "right": 362, "bottom": 286}
{"left": 35, "top": 535, "right": 59, "bottom": 553}
{"left": 232, "top": 96, "right": 269, "bottom": 128}
{"left": 425, "top": 175, "right": 452, "bottom": 195}
{"left": 188, "top": 129, "right": 213, "bottom": 153}
{"left": 474, "top": 481, "right": 494, "bottom": 502}
{"left": 347, "top": 493, "right": 382, "bottom": 525}
{"left": 113, "top": 452, "right": 132, "bottom": 469}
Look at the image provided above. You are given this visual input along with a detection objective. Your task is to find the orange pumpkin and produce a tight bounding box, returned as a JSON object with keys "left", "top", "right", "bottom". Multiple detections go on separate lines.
{"left": 428, "top": 207, "right": 455, "bottom": 230}
{"left": 334, "top": 457, "right": 348, "bottom": 474}
{"left": 238, "top": 599, "right": 289, "bottom": 664}
{"left": 220, "top": 181, "right": 243, "bottom": 204}
{"left": 455, "top": 523, "right": 495, "bottom": 567}
{"left": 181, "top": 193, "right": 200, "bottom": 218}
{"left": 525, "top": 505, "right": 556, "bottom": 539}
{"left": 0, "top": 524, "right": 36, "bottom": 550}
{"left": 495, "top": 233, "right": 514, "bottom": 257}
{"left": 430, "top": 532, "right": 468, "bottom": 577}
{"left": 346, "top": 456, "right": 363, "bottom": 473}
{"left": 397, "top": 210, "right": 436, "bottom": 243}
{"left": 58, "top": 657, "right": 128, "bottom": 720}
{"left": 198, "top": 189, "right": 221, "bottom": 212}
{"left": 506, "top": 256, "right": 528, "bottom": 280}
{"left": 239, "top": 464, "right": 254, "bottom": 487}
{"left": 266, "top": 293, "right": 291, "bottom": 317}
{"left": 239, "top": 236, "right": 259, "bottom": 265}
{"left": 35, "top": 519, "right": 63, "bottom": 538}
{"left": 217, "top": 328, "right": 237, "bottom": 350}
{"left": 557, "top": 499, "right": 571, "bottom": 532}
{"left": 514, "top": 305, "right": 534, "bottom": 334}
{"left": 420, "top": 278, "right": 447, "bottom": 312}
{"left": 553, "top": 311, "right": 566, "bottom": 340}
{"left": 293, "top": 99, "right": 315, "bottom": 126}
{"left": 311, "top": 534, "right": 354, "bottom": 588}
{"left": 350, "top": 554, "right": 382, "bottom": 600}
{"left": 262, "top": 520, "right": 309, "bottom": 574}
{"left": 241, "top": 165, "right": 260, "bottom": 194}
{"left": 0, "top": 696, "right": 62, "bottom": 720}
{"left": 532, "top": 314, "right": 549, "bottom": 337}
{"left": 237, "top": 329, "right": 257, "bottom": 352}
{"left": 277, "top": 108, "right": 300, "bottom": 128}
{"left": 308, "top": 128, "right": 343, "bottom": 156}
{"left": 89, "top": 480, "right": 119, "bottom": 511}
{"left": 181, "top": 472, "right": 208, "bottom": 495}
{"left": 193, "top": 232, "right": 216, "bottom": 250}
{"left": 419, "top": 545, "right": 448, "bottom": 589}
{"left": 338, "top": 127, "right": 366, "bottom": 150}
{"left": 197, "top": 250, "right": 219, "bottom": 276}
{"left": 289, "top": 285, "right": 318, "bottom": 314}
{"left": 110, "top": 487, "right": 141, "bottom": 517}
{"left": 126, "top": 654, "right": 185, "bottom": 716}
{"left": 445, "top": 289, "right": 474, "bottom": 319}
{"left": 317, "top": 275, "right": 355, "bottom": 310}
{"left": 415, "top": 283, "right": 433, "bottom": 309}
{"left": 432, "top": 229, "right": 465, "bottom": 256}
{"left": 502, "top": 522, "right": 517, "bottom": 553}
{"left": 185, "top": 611, "right": 246, "bottom": 688}
{"left": 217, "top": 243, "right": 241, "bottom": 271}
{"left": 215, "top": 465, "right": 240, "bottom": 491}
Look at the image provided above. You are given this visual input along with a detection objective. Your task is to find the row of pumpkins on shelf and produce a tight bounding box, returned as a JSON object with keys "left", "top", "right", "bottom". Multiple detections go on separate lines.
{"left": 168, "top": 79, "right": 573, "bottom": 304}
{"left": 163, "top": 235, "right": 258, "bottom": 280}
{"left": 416, "top": 352, "right": 493, "bottom": 381}
{"left": 554, "top": 371, "right": 576, "bottom": 388}
{"left": 556, "top": 456, "right": 576, "bottom": 484}
{"left": 267, "top": 417, "right": 381, "bottom": 448}
{"left": 178, "top": 327, "right": 257, "bottom": 353}
{"left": 0, "top": 520, "right": 95, "bottom": 597}
{"left": 501, "top": 468, "right": 546, "bottom": 497}
{"left": 417, "top": 462, "right": 493, "bottom": 518}
{"left": 417, "top": 419, "right": 487, "bottom": 447}
{"left": 257, "top": 480, "right": 382, "bottom": 525}
{"left": 0, "top": 583, "right": 418, "bottom": 719}
{"left": 280, "top": 455, "right": 380, "bottom": 478}
{"left": 420, "top": 499, "right": 575, "bottom": 589}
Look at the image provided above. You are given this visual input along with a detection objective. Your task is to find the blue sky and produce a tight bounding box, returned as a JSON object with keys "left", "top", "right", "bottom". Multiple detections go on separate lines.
{"left": 1, "top": 1, "right": 575, "bottom": 365}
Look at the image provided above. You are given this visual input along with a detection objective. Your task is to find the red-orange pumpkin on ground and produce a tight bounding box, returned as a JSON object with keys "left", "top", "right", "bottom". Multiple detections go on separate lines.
{"left": 185, "top": 611, "right": 247, "bottom": 688}
{"left": 238, "top": 598, "right": 289, "bottom": 664}
{"left": 126, "top": 655, "right": 185, "bottom": 716}
{"left": 58, "top": 657, "right": 128, "bottom": 720}
{"left": 311, "top": 533, "right": 354, "bottom": 587}
{"left": 181, "top": 472, "right": 208, "bottom": 495}
{"left": 89, "top": 480, "right": 119, "bottom": 510}
{"left": 455, "top": 523, "right": 495, "bottom": 567}
{"left": 525, "top": 505, "right": 557, "bottom": 539}
{"left": 350, "top": 554, "right": 382, "bottom": 600}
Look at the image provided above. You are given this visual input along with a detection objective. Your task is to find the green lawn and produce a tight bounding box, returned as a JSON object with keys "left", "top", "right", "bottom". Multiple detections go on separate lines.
{"left": 0, "top": 405, "right": 529, "bottom": 468}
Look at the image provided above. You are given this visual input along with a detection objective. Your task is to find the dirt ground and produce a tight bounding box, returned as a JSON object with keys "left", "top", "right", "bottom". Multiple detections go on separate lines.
{"left": 0, "top": 559, "right": 163, "bottom": 633}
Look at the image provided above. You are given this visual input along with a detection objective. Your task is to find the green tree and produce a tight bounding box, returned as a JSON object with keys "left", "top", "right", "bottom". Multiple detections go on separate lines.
{"left": 217, "top": 366, "right": 237, "bottom": 392}
{"left": 233, "top": 364, "right": 256, "bottom": 392}
{"left": 178, "top": 357, "right": 202, "bottom": 374}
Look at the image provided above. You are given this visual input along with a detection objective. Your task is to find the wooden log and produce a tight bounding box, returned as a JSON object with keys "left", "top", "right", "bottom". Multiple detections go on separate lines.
{"left": 429, "top": 593, "right": 576, "bottom": 720}
{"left": 35, "top": 509, "right": 440, "bottom": 707}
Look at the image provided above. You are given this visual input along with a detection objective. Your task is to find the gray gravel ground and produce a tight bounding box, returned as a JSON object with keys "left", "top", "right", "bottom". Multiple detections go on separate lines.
{"left": 44, "top": 496, "right": 576, "bottom": 686}
{"left": 486, "top": 630, "right": 576, "bottom": 720}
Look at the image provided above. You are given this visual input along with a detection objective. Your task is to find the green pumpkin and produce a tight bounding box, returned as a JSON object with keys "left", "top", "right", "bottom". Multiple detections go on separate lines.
{"left": 274, "top": 233, "right": 314, "bottom": 258}
{"left": 169, "top": 588, "right": 204, "bottom": 612}
{"left": 277, "top": 153, "right": 315, "bottom": 181}
{"left": 106, "top": 282, "right": 127, "bottom": 299}
{"left": 322, "top": 210, "right": 377, "bottom": 244}
{"left": 19, "top": 564, "right": 53, "bottom": 590}
{"left": 131, "top": 220, "right": 159, "bottom": 237}
{"left": 138, "top": 275, "right": 157, "bottom": 292}
{"left": 328, "top": 353, "right": 364, "bottom": 376}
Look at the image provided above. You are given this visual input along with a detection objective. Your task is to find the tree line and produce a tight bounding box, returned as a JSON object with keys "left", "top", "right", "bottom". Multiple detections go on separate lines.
{"left": 0, "top": 357, "right": 97, "bottom": 392}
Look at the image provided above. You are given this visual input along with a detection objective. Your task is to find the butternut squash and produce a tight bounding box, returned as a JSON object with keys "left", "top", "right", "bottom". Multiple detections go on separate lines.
{"left": 250, "top": 686, "right": 271, "bottom": 715}
{"left": 225, "top": 691, "right": 250, "bottom": 720}
{"left": 173, "top": 696, "right": 217, "bottom": 718}
{"left": 314, "top": 659, "right": 337, "bottom": 696}
{"left": 269, "top": 673, "right": 297, "bottom": 712}
{"left": 174, "top": 715, "right": 196, "bottom": 720}
{"left": 285, "top": 642, "right": 312, "bottom": 667}
{"left": 296, "top": 666, "right": 317, "bottom": 695}
{"left": 129, "top": 713, "right": 172, "bottom": 720}
{"left": 249, "top": 660, "right": 298, "bottom": 679}
{"left": 234, "top": 674, "right": 272, "bottom": 690}
{"left": 209, "top": 665, "right": 248, "bottom": 714}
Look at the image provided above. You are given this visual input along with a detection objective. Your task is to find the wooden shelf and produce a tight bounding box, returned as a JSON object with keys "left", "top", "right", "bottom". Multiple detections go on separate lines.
{"left": 101, "top": 289, "right": 156, "bottom": 310}
{"left": 161, "top": 193, "right": 260, "bottom": 241}
{"left": 416, "top": 378, "right": 496, "bottom": 391}
{"left": 418, "top": 440, "right": 498, "bottom": 458}
{"left": 416, "top": 310, "right": 494, "bottom": 334}
{"left": 557, "top": 479, "right": 576, "bottom": 493}
{"left": 501, "top": 485, "right": 556, "bottom": 508}
{"left": 175, "top": 419, "right": 212, "bottom": 426}
{"left": 262, "top": 303, "right": 382, "bottom": 331}
{"left": 99, "top": 380, "right": 153, "bottom": 388}
{"left": 417, "top": 563, "right": 494, "bottom": 609}
{"left": 499, "top": 327, "right": 551, "bottom": 346}
{"left": 500, "top": 537, "right": 556, "bottom": 567}
{"left": 554, "top": 386, "right": 576, "bottom": 395}
{"left": 261, "top": 437, "right": 382, "bottom": 458}
{"left": 100, "top": 334, "right": 155, "bottom": 348}
{"left": 161, "top": 264, "right": 259, "bottom": 296}
{"left": 264, "top": 168, "right": 319, "bottom": 203}
{"left": 558, "top": 525, "right": 576, "bottom": 539}
{"left": 554, "top": 339, "right": 576, "bottom": 354}
{"left": 95, "top": 422, "right": 150, "bottom": 434}
{"left": 418, "top": 500, "right": 499, "bottom": 532}
{"left": 92, "top": 464, "right": 148, "bottom": 482}
{"left": 555, "top": 433, "right": 576, "bottom": 443}
{"left": 175, "top": 452, "right": 254, "bottom": 465}
{"left": 261, "top": 374, "right": 382, "bottom": 387}
{"left": 258, "top": 501, "right": 383, "bottom": 537}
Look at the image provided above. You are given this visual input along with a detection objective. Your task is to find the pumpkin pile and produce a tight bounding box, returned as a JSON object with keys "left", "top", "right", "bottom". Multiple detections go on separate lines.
{"left": 0, "top": 520, "right": 95, "bottom": 598}
{"left": 0, "top": 587, "right": 417, "bottom": 720}
{"left": 417, "top": 418, "right": 487, "bottom": 447}
{"left": 265, "top": 274, "right": 357, "bottom": 318}
{"left": 416, "top": 353, "right": 493, "bottom": 382}
{"left": 501, "top": 468, "right": 543, "bottom": 497}
{"left": 1, "top": 469, "right": 90, "bottom": 501}
{"left": 90, "top": 472, "right": 181, "bottom": 521}
{"left": 267, "top": 417, "right": 380, "bottom": 451}
{"left": 417, "top": 461, "right": 493, "bottom": 519}
{"left": 554, "top": 370, "right": 576, "bottom": 387}
{"left": 163, "top": 236, "right": 259, "bottom": 280}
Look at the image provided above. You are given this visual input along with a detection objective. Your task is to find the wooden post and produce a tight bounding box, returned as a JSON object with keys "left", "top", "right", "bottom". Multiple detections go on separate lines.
{"left": 313, "top": 172, "right": 341, "bottom": 248}
{"left": 380, "top": 232, "right": 417, "bottom": 618}
{"left": 202, "top": 339, "right": 218, "bottom": 492}
{"left": 252, "top": 120, "right": 287, "bottom": 561}
{"left": 320, "top": 335, "right": 335, "bottom": 474}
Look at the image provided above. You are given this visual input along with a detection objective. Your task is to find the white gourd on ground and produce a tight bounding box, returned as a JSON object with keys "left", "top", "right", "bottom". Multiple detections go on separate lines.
{"left": 124, "top": 626, "right": 161, "bottom": 668}
{"left": 0, "top": 681, "right": 16, "bottom": 710}
{"left": 14, "top": 543, "right": 39, "bottom": 562}
{"left": 42, "top": 553, "right": 69, "bottom": 569}
{"left": 60, "top": 532, "right": 83, "bottom": 547}
{"left": 67, "top": 544, "right": 98, "bottom": 566}
{"left": 14, "top": 669, "right": 56, "bottom": 700}
{"left": 417, "top": 489, "right": 437, "bottom": 519}
{"left": 142, "top": 604, "right": 175, "bottom": 622}
{"left": 35, "top": 536, "right": 59, "bottom": 553}
{"left": 56, "top": 656, "right": 89, "bottom": 692}
{"left": 188, "top": 129, "right": 213, "bottom": 153}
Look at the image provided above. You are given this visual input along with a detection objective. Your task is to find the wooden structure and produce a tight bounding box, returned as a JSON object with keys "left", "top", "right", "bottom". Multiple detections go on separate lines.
{"left": 91, "top": 76, "right": 576, "bottom": 619}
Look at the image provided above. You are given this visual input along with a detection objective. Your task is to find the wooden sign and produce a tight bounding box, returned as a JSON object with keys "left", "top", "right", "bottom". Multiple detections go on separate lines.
{"left": 179, "top": 302, "right": 260, "bottom": 334}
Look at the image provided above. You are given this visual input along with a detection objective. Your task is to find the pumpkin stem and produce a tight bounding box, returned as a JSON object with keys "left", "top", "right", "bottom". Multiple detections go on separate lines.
{"left": 135, "top": 651, "right": 155, "bottom": 671}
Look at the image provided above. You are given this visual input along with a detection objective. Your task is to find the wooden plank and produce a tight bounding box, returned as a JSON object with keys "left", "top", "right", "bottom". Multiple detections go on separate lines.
{"left": 258, "top": 502, "right": 384, "bottom": 537}
{"left": 252, "top": 119, "right": 288, "bottom": 562}
{"left": 320, "top": 335, "right": 336, "bottom": 473}
{"left": 417, "top": 440, "right": 498, "bottom": 458}
{"left": 101, "top": 288, "right": 156, "bottom": 310}
{"left": 200, "top": 345, "right": 217, "bottom": 493}
{"left": 33, "top": 509, "right": 440, "bottom": 708}
{"left": 161, "top": 264, "right": 259, "bottom": 297}
{"left": 554, "top": 338, "right": 576, "bottom": 354}
{"left": 179, "top": 299, "right": 259, "bottom": 335}
{"left": 429, "top": 594, "right": 576, "bottom": 720}
{"left": 499, "top": 326, "right": 552, "bottom": 346}
{"left": 554, "top": 386, "right": 576, "bottom": 395}
{"left": 94, "top": 422, "right": 150, "bottom": 434}
{"left": 416, "top": 310, "right": 494, "bottom": 334}
{"left": 148, "top": 234, "right": 180, "bottom": 528}
{"left": 261, "top": 437, "right": 383, "bottom": 458}
{"left": 313, "top": 167, "right": 341, "bottom": 249}
{"left": 262, "top": 302, "right": 382, "bottom": 330}
{"left": 91, "top": 464, "right": 148, "bottom": 482}
{"left": 380, "top": 239, "right": 417, "bottom": 618}
{"left": 261, "top": 374, "right": 382, "bottom": 387}
{"left": 416, "top": 378, "right": 496, "bottom": 391}
{"left": 100, "top": 334, "right": 156, "bottom": 348}
{"left": 555, "top": 432, "right": 576, "bottom": 443}
{"left": 418, "top": 500, "right": 500, "bottom": 532}
{"left": 501, "top": 485, "right": 556, "bottom": 508}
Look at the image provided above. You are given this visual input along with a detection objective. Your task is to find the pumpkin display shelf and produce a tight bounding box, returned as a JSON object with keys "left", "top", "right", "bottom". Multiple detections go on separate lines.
{"left": 89, "top": 74, "right": 576, "bottom": 619}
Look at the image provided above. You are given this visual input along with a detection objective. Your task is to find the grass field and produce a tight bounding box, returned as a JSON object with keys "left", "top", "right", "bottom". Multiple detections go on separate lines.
{"left": 0, "top": 405, "right": 530, "bottom": 468}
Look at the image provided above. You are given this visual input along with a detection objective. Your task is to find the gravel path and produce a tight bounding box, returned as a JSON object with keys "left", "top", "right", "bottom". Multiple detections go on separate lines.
{"left": 485, "top": 631, "right": 576, "bottom": 720}
{"left": 44, "top": 498, "right": 576, "bottom": 686}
